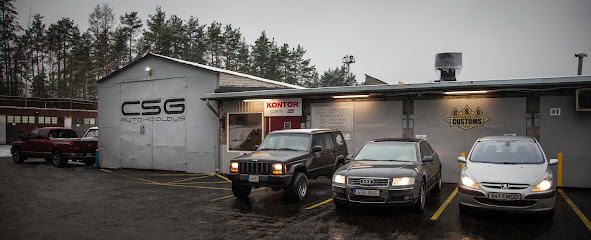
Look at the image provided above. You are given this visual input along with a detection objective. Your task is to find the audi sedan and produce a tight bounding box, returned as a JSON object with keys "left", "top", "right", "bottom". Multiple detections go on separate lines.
{"left": 331, "top": 138, "right": 442, "bottom": 212}
{"left": 457, "top": 136, "right": 557, "bottom": 217}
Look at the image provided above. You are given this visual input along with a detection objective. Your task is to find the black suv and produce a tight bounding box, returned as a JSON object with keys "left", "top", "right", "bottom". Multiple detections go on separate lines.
{"left": 228, "top": 129, "right": 348, "bottom": 202}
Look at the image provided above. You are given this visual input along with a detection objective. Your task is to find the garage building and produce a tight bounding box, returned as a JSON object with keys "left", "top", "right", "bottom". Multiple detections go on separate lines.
{"left": 97, "top": 53, "right": 302, "bottom": 173}
{"left": 202, "top": 76, "right": 591, "bottom": 188}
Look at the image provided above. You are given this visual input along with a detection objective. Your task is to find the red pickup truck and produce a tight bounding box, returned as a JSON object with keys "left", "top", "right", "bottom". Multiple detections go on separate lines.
{"left": 11, "top": 127, "right": 98, "bottom": 168}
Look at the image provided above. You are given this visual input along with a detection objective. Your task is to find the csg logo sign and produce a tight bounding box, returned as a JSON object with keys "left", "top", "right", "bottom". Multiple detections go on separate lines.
{"left": 121, "top": 98, "right": 185, "bottom": 123}
{"left": 122, "top": 98, "right": 185, "bottom": 116}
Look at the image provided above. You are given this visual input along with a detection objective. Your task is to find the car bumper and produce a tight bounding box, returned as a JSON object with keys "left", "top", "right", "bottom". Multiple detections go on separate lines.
{"left": 63, "top": 152, "right": 96, "bottom": 160}
{"left": 331, "top": 184, "right": 420, "bottom": 206}
{"left": 227, "top": 173, "right": 292, "bottom": 188}
{"left": 458, "top": 186, "right": 556, "bottom": 212}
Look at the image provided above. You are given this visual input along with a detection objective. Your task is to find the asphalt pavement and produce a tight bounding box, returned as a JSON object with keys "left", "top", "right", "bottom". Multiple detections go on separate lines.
{"left": 1, "top": 157, "right": 590, "bottom": 240}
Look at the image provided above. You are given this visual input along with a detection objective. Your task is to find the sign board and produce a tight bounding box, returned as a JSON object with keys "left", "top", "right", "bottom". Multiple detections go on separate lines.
{"left": 444, "top": 105, "right": 490, "bottom": 130}
{"left": 264, "top": 98, "right": 302, "bottom": 117}
{"left": 416, "top": 135, "right": 427, "bottom": 140}
{"left": 311, "top": 106, "right": 354, "bottom": 131}
{"left": 550, "top": 108, "right": 561, "bottom": 116}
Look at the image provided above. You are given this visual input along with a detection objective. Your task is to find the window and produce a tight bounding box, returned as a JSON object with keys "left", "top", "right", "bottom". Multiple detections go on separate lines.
{"left": 227, "top": 113, "right": 263, "bottom": 151}
{"left": 14, "top": 116, "right": 21, "bottom": 123}
{"left": 90, "top": 118, "right": 96, "bottom": 125}
{"left": 51, "top": 117, "right": 58, "bottom": 124}
{"left": 26, "top": 130, "right": 39, "bottom": 139}
{"left": 49, "top": 129, "right": 77, "bottom": 139}
{"left": 7, "top": 116, "right": 14, "bottom": 123}
{"left": 44, "top": 117, "right": 51, "bottom": 124}
{"left": 22, "top": 116, "right": 28, "bottom": 123}
{"left": 28, "top": 116, "right": 35, "bottom": 124}
{"left": 312, "top": 134, "right": 323, "bottom": 150}
{"left": 323, "top": 133, "right": 335, "bottom": 150}
{"left": 38, "top": 116, "right": 45, "bottom": 124}
{"left": 37, "top": 129, "right": 47, "bottom": 139}
{"left": 420, "top": 142, "right": 432, "bottom": 158}
{"left": 283, "top": 122, "right": 291, "bottom": 130}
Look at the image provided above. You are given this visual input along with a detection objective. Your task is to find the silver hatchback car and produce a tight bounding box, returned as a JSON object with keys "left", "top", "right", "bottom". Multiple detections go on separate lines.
{"left": 457, "top": 136, "right": 558, "bottom": 216}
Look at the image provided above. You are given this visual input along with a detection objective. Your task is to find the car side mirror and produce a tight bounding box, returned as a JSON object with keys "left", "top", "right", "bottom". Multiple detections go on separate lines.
{"left": 312, "top": 146, "right": 322, "bottom": 152}
{"left": 549, "top": 159, "right": 559, "bottom": 165}
{"left": 422, "top": 156, "right": 434, "bottom": 162}
{"left": 346, "top": 154, "right": 354, "bottom": 161}
{"left": 253, "top": 145, "right": 259, "bottom": 151}
{"left": 19, "top": 134, "right": 26, "bottom": 140}
{"left": 457, "top": 156, "right": 466, "bottom": 163}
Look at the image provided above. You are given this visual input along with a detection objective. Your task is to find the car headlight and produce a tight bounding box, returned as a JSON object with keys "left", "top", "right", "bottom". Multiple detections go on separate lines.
{"left": 333, "top": 174, "right": 346, "bottom": 184}
{"left": 460, "top": 174, "right": 479, "bottom": 189}
{"left": 532, "top": 179, "right": 552, "bottom": 192}
{"left": 392, "top": 177, "right": 415, "bottom": 186}
{"left": 272, "top": 163, "right": 284, "bottom": 175}
{"left": 230, "top": 162, "right": 239, "bottom": 173}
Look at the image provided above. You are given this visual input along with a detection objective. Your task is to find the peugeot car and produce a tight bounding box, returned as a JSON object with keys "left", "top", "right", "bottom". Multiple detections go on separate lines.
{"left": 331, "top": 138, "right": 442, "bottom": 212}
{"left": 457, "top": 136, "right": 557, "bottom": 216}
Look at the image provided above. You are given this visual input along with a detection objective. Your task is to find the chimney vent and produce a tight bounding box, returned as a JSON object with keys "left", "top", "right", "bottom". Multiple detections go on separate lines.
{"left": 435, "top": 52, "right": 462, "bottom": 82}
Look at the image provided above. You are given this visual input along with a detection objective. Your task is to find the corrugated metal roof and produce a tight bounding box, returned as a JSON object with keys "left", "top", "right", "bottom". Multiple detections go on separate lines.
{"left": 100, "top": 53, "right": 305, "bottom": 89}
{"left": 201, "top": 75, "right": 591, "bottom": 100}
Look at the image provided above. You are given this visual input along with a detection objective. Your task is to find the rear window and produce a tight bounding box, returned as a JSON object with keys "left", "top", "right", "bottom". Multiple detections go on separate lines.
{"left": 48, "top": 130, "right": 78, "bottom": 139}
{"left": 470, "top": 140, "right": 544, "bottom": 164}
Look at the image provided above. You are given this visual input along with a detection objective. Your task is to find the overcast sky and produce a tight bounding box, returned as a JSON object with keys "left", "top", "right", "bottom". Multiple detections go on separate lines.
{"left": 14, "top": 0, "right": 591, "bottom": 84}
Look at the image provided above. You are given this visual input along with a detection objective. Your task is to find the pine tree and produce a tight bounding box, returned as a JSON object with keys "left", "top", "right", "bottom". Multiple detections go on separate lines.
{"left": 144, "top": 6, "right": 170, "bottom": 56}
{"left": 251, "top": 31, "right": 271, "bottom": 78}
{"left": 0, "top": 0, "right": 22, "bottom": 95}
{"left": 184, "top": 16, "right": 206, "bottom": 64}
{"left": 27, "top": 14, "right": 48, "bottom": 98}
{"left": 119, "top": 11, "right": 142, "bottom": 63}
{"left": 205, "top": 22, "right": 223, "bottom": 67}
{"left": 236, "top": 38, "right": 251, "bottom": 74}
{"left": 167, "top": 14, "right": 186, "bottom": 59}
{"left": 312, "top": 66, "right": 356, "bottom": 87}
{"left": 88, "top": 3, "right": 114, "bottom": 78}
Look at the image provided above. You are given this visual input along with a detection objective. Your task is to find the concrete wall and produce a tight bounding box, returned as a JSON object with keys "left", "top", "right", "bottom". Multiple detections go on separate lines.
{"left": 414, "top": 97, "right": 526, "bottom": 183}
{"left": 540, "top": 95, "right": 591, "bottom": 188}
{"left": 311, "top": 101, "right": 403, "bottom": 154}
{"left": 98, "top": 56, "right": 218, "bottom": 173}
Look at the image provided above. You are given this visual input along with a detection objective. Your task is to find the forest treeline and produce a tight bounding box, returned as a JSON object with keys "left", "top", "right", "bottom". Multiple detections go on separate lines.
{"left": 0, "top": 1, "right": 356, "bottom": 101}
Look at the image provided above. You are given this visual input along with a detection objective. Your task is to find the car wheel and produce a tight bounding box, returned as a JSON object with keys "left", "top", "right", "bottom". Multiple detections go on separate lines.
{"left": 11, "top": 148, "right": 24, "bottom": 163}
{"left": 333, "top": 199, "right": 348, "bottom": 210}
{"left": 433, "top": 173, "right": 442, "bottom": 193}
{"left": 414, "top": 181, "right": 426, "bottom": 212}
{"left": 541, "top": 208, "right": 554, "bottom": 219}
{"left": 84, "top": 159, "right": 95, "bottom": 166}
{"left": 232, "top": 183, "right": 252, "bottom": 200}
{"left": 44, "top": 158, "right": 53, "bottom": 163}
{"left": 52, "top": 150, "right": 66, "bottom": 168}
{"left": 289, "top": 172, "right": 308, "bottom": 202}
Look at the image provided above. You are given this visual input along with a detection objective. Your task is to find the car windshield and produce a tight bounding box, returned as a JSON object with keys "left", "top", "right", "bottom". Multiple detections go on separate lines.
{"left": 354, "top": 142, "right": 417, "bottom": 162}
{"left": 257, "top": 134, "right": 310, "bottom": 151}
{"left": 470, "top": 140, "right": 544, "bottom": 164}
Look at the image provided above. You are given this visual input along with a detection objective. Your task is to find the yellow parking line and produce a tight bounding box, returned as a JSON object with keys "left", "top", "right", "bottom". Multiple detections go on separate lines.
{"left": 558, "top": 189, "right": 591, "bottom": 231}
{"left": 210, "top": 187, "right": 268, "bottom": 202}
{"left": 175, "top": 181, "right": 230, "bottom": 184}
{"left": 306, "top": 198, "right": 333, "bottom": 210}
{"left": 216, "top": 174, "right": 231, "bottom": 182}
{"left": 430, "top": 187, "right": 458, "bottom": 220}
{"left": 149, "top": 174, "right": 209, "bottom": 176}
{"left": 166, "top": 174, "right": 214, "bottom": 183}
{"left": 100, "top": 169, "right": 112, "bottom": 173}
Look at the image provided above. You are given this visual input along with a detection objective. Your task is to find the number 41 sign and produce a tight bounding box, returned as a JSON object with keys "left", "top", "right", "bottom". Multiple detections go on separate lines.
{"left": 550, "top": 108, "right": 561, "bottom": 116}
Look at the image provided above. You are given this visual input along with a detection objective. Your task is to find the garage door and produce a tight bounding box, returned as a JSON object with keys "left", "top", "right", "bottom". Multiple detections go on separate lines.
{"left": 414, "top": 97, "right": 526, "bottom": 183}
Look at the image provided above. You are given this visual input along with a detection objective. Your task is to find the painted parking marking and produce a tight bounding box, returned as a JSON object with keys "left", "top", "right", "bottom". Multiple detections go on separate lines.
{"left": 558, "top": 189, "right": 591, "bottom": 231}
{"left": 100, "top": 169, "right": 229, "bottom": 189}
{"left": 149, "top": 173, "right": 209, "bottom": 177}
{"left": 430, "top": 187, "right": 458, "bottom": 220}
{"left": 100, "top": 169, "right": 112, "bottom": 173}
{"left": 305, "top": 198, "right": 333, "bottom": 210}
{"left": 166, "top": 174, "right": 215, "bottom": 184}
{"left": 210, "top": 187, "right": 268, "bottom": 202}
{"left": 216, "top": 173, "right": 231, "bottom": 182}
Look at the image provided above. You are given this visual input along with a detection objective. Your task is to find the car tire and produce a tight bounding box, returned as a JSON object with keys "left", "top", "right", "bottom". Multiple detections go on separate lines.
{"left": 232, "top": 183, "right": 252, "bottom": 200}
{"left": 433, "top": 173, "right": 442, "bottom": 193}
{"left": 84, "top": 159, "right": 95, "bottom": 166}
{"left": 52, "top": 150, "right": 66, "bottom": 168}
{"left": 541, "top": 208, "right": 554, "bottom": 219}
{"left": 414, "top": 181, "right": 426, "bottom": 212}
{"left": 289, "top": 172, "right": 308, "bottom": 202}
{"left": 333, "top": 199, "right": 348, "bottom": 210}
{"left": 11, "top": 148, "right": 24, "bottom": 163}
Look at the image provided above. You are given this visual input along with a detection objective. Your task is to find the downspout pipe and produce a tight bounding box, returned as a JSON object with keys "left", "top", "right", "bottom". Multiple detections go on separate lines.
{"left": 205, "top": 99, "right": 221, "bottom": 173}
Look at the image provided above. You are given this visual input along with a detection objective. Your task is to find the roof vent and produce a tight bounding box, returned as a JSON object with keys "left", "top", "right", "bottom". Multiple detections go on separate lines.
{"left": 435, "top": 52, "right": 462, "bottom": 82}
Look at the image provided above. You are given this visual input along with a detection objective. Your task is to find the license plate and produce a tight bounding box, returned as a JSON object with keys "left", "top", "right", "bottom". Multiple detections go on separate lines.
{"left": 248, "top": 175, "right": 259, "bottom": 183}
{"left": 489, "top": 192, "right": 520, "bottom": 200}
{"left": 353, "top": 189, "right": 380, "bottom": 197}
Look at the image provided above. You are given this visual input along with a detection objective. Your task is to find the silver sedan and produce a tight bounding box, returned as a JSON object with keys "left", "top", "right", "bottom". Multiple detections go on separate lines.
{"left": 457, "top": 136, "right": 557, "bottom": 217}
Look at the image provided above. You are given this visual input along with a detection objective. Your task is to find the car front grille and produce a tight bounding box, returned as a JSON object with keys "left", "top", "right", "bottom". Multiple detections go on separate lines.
{"left": 238, "top": 162, "right": 272, "bottom": 174}
{"left": 348, "top": 177, "right": 389, "bottom": 187}
{"left": 474, "top": 197, "right": 537, "bottom": 207}
{"left": 349, "top": 195, "right": 387, "bottom": 203}
{"left": 481, "top": 182, "right": 529, "bottom": 190}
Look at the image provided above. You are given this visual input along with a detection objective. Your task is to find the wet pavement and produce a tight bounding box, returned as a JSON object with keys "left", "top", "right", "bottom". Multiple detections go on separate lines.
{"left": 1, "top": 157, "right": 590, "bottom": 240}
